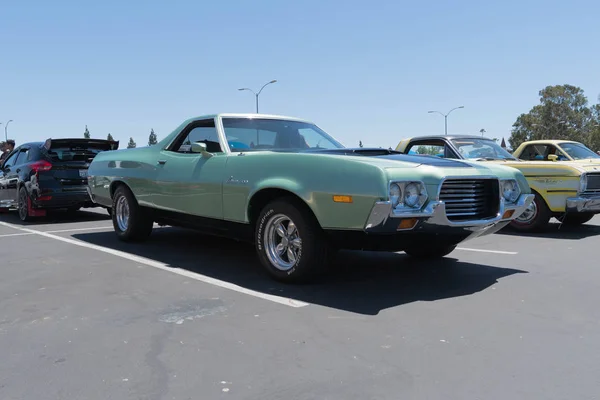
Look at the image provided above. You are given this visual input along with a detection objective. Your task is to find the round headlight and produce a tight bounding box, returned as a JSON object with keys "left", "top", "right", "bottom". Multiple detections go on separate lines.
{"left": 404, "top": 183, "right": 420, "bottom": 207}
{"left": 501, "top": 180, "right": 519, "bottom": 203}
{"left": 390, "top": 183, "right": 401, "bottom": 207}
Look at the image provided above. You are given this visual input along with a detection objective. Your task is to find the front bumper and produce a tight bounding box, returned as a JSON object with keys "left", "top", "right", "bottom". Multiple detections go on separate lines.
{"left": 364, "top": 193, "right": 535, "bottom": 236}
{"left": 566, "top": 194, "right": 600, "bottom": 213}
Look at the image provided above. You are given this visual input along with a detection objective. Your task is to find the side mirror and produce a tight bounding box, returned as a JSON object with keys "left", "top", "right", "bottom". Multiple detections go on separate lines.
{"left": 191, "top": 142, "right": 213, "bottom": 159}
{"left": 547, "top": 154, "right": 559, "bottom": 162}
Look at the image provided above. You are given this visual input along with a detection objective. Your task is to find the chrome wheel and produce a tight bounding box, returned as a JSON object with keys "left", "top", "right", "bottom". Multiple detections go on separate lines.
{"left": 515, "top": 199, "right": 537, "bottom": 223}
{"left": 264, "top": 214, "right": 302, "bottom": 271}
{"left": 18, "top": 189, "right": 28, "bottom": 221}
{"left": 115, "top": 195, "right": 130, "bottom": 232}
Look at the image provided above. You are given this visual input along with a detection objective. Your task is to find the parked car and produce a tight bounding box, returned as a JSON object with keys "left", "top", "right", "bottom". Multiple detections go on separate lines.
{"left": 395, "top": 135, "right": 600, "bottom": 231}
{"left": 87, "top": 114, "right": 533, "bottom": 282}
{"left": 0, "top": 138, "right": 119, "bottom": 221}
{"left": 512, "top": 139, "right": 600, "bottom": 163}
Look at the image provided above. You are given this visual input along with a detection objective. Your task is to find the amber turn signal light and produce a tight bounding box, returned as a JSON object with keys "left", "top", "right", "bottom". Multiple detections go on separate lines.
{"left": 333, "top": 195, "right": 353, "bottom": 203}
{"left": 502, "top": 210, "right": 514, "bottom": 219}
{"left": 397, "top": 218, "right": 418, "bottom": 230}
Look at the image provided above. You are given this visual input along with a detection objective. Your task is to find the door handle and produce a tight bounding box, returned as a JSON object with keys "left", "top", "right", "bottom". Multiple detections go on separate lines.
{"left": 157, "top": 160, "right": 167, "bottom": 165}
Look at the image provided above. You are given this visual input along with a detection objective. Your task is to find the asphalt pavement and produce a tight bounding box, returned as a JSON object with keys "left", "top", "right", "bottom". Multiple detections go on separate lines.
{"left": 1, "top": 208, "right": 599, "bottom": 400}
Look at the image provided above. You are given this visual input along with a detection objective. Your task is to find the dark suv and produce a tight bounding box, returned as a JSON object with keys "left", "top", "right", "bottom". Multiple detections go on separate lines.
{"left": 0, "top": 138, "right": 118, "bottom": 221}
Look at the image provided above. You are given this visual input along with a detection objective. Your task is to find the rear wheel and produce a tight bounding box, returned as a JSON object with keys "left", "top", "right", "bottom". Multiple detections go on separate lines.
{"left": 255, "top": 197, "right": 331, "bottom": 283}
{"left": 560, "top": 212, "right": 595, "bottom": 226}
{"left": 111, "top": 185, "right": 153, "bottom": 242}
{"left": 509, "top": 192, "right": 551, "bottom": 232}
{"left": 18, "top": 187, "right": 34, "bottom": 222}
{"left": 404, "top": 244, "right": 457, "bottom": 259}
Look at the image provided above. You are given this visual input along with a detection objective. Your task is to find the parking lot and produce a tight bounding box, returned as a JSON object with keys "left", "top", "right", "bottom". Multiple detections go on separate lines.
{"left": 1, "top": 208, "right": 599, "bottom": 399}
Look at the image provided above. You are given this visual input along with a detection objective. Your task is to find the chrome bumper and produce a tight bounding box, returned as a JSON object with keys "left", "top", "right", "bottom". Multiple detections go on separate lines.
{"left": 364, "top": 193, "right": 534, "bottom": 233}
{"left": 566, "top": 195, "right": 600, "bottom": 213}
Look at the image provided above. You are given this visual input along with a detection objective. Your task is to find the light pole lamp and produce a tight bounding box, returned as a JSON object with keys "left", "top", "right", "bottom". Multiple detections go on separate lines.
{"left": 4, "top": 119, "right": 13, "bottom": 142}
{"left": 238, "top": 80, "right": 277, "bottom": 113}
{"left": 427, "top": 106, "right": 464, "bottom": 135}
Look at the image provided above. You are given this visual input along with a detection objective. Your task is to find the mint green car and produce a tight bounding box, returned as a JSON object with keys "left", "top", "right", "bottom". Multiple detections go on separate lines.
{"left": 87, "top": 113, "right": 534, "bottom": 283}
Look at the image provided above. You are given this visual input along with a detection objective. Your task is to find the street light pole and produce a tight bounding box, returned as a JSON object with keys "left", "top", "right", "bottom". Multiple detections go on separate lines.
{"left": 427, "top": 106, "right": 465, "bottom": 135}
{"left": 238, "top": 80, "right": 277, "bottom": 113}
{"left": 5, "top": 120, "right": 13, "bottom": 142}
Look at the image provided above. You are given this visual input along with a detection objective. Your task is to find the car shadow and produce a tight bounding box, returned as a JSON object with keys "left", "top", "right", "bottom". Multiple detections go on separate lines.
{"left": 72, "top": 227, "right": 527, "bottom": 315}
{"left": 0, "top": 208, "right": 111, "bottom": 226}
{"left": 497, "top": 219, "right": 600, "bottom": 240}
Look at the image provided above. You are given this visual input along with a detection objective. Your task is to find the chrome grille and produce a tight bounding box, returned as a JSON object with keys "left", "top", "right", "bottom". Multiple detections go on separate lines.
{"left": 439, "top": 178, "right": 500, "bottom": 221}
{"left": 584, "top": 173, "right": 600, "bottom": 194}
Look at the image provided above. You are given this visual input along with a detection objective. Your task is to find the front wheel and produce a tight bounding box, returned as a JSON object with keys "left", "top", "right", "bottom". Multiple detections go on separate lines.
{"left": 111, "top": 185, "right": 153, "bottom": 242}
{"left": 255, "top": 197, "right": 331, "bottom": 283}
{"left": 509, "top": 192, "right": 551, "bottom": 232}
{"left": 403, "top": 244, "right": 457, "bottom": 259}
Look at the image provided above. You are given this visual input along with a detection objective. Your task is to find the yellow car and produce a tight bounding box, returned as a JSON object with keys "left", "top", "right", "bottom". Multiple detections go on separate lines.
{"left": 396, "top": 135, "right": 600, "bottom": 232}
{"left": 512, "top": 139, "right": 600, "bottom": 163}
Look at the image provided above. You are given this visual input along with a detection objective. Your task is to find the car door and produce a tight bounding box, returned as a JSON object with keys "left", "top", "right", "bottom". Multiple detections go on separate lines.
{"left": 0, "top": 149, "right": 24, "bottom": 206}
{"left": 152, "top": 118, "right": 227, "bottom": 219}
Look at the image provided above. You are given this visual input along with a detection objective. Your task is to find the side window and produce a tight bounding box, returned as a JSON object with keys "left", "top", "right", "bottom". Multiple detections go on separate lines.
{"left": 175, "top": 119, "right": 222, "bottom": 153}
{"left": 15, "top": 149, "right": 29, "bottom": 165}
{"left": 406, "top": 141, "right": 448, "bottom": 158}
{"left": 519, "top": 144, "right": 547, "bottom": 161}
{"left": 2, "top": 151, "right": 20, "bottom": 169}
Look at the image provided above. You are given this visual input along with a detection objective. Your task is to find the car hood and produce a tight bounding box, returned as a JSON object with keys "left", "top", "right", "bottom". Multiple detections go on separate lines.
{"left": 304, "top": 148, "right": 475, "bottom": 169}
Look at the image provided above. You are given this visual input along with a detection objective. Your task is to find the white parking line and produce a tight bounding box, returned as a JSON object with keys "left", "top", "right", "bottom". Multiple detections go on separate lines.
{"left": 0, "top": 232, "right": 35, "bottom": 238}
{"left": 45, "top": 226, "right": 113, "bottom": 233}
{"left": 456, "top": 247, "right": 518, "bottom": 255}
{"left": 0, "top": 221, "right": 309, "bottom": 308}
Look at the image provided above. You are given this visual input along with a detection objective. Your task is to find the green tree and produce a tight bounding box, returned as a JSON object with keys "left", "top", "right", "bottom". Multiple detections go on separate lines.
{"left": 127, "top": 137, "right": 136, "bottom": 148}
{"left": 148, "top": 128, "right": 158, "bottom": 146}
{"left": 107, "top": 133, "right": 114, "bottom": 141}
{"left": 509, "top": 84, "right": 597, "bottom": 149}
{"left": 84, "top": 125, "right": 90, "bottom": 139}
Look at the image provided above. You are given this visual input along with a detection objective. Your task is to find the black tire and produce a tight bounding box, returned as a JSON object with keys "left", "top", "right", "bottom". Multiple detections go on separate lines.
{"left": 560, "top": 212, "right": 595, "bottom": 226}
{"left": 403, "top": 244, "right": 457, "bottom": 259}
{"left": 509, "top": 192, "right": 551, "bottom": 232}
{"left": 255, "top": 197, "right": 331, "bottom": 283}
{"left": 111, "top": 185, "right": 153, "bottom": 242}
{"left": 17, "top": 186, "right": 34, "bottom": 222}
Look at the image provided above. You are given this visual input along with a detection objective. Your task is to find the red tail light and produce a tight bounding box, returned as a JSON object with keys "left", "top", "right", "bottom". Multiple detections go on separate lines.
{"left": 31, "top": 160, "right": 52, "bottom": 172}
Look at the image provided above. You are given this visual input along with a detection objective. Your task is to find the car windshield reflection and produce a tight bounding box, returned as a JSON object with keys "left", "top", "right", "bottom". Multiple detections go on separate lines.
{"left": 451, "top": 138, "right": 517, "bottom": 161}
{"left": 221, "top": 117, "right": 345, "bottom": 152}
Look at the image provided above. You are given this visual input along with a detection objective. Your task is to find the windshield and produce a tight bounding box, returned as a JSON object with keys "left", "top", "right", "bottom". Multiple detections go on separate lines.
{"left": 451, "top": 138, "right": 516, "bottom": 160}
{"left": 559, "top": 142, "right": 600, "bottom": 160}
{"left": 221, "top": 117, "right": 345, "bottom": 152}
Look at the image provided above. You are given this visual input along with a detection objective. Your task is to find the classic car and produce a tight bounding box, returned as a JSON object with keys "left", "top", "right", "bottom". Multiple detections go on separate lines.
{"left": 396, "top": 135, "right": 600, "bottom": 232}
{"left": 87, "top": 114, "right": 533, "bottom": 283}
{"left": 0, "top": 138, "right": 119, "bottom": 221}
{"left": 512, "top": 139, "right": 600, "bottom": 163}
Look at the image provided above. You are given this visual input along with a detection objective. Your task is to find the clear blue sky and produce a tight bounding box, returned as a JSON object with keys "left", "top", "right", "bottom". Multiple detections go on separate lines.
{"left": 1, "top": 0, "right": 599, "bottom": 149}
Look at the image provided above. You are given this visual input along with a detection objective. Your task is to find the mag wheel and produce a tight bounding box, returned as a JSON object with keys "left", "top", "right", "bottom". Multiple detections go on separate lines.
{"left": 18, "top": 187, "right": 34, "bottom": 222}
{"left": 509, "top": 192, "right": 550, "bottom": 232}
{"left": 255, "top": 197, "right": 331, "bottom": 283}
{"left": 112, "top": 185, "right": 153, "bottom": 242}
